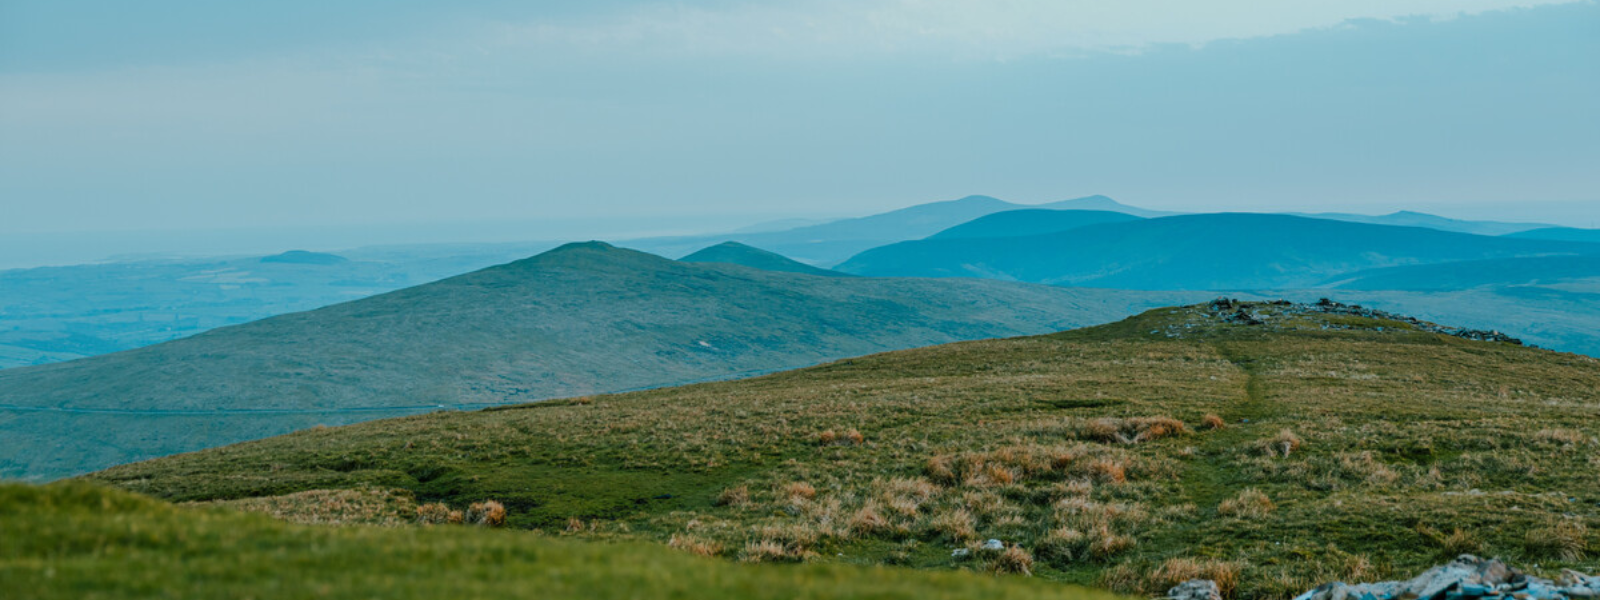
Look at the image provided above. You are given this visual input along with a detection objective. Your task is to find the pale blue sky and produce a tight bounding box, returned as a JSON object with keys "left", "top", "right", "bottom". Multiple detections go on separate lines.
{"left": 1, "top": 1, "right": 1596, "bottom": 247}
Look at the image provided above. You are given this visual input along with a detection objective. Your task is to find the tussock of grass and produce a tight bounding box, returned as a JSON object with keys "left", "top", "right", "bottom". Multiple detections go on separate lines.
{"left": 1217, "top": 489, "right": 1275, "bottom": 519}
{"left": 1256, "top": 430, "right": 1303, "bottom": 458}
{"left": 1147, "top": 558, "right": 1243, "bottom": 598}
{"left": 1527, "top": 520, "right": 1590, "bottom": 561}
{"left": 416, "top": 502, "right": 463, "bottom": 525}
{"left": 468, "top": 500, "right": 507, "bottom": 527}
{"left": 668, "top": 534, "right": 723, "bottom": 557}
{"left": 715, "top": 485, "right": 750, "bottom": 508}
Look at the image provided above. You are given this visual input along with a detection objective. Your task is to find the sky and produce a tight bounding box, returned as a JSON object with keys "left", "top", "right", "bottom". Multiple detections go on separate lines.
{"left": 1, "top": 1, "right": 1597, "bottom": 264}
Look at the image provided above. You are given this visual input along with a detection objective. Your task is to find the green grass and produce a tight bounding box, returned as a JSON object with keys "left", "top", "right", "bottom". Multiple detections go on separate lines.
{"left": 1, "top": 481, "right": 1122, "bottom": 600}
{"left": 87, "top": 303, "right": 1600, "bottom": 599}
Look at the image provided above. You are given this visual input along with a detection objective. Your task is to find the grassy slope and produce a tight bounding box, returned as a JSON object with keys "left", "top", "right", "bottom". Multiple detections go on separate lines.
{"left": 833, "top": 214, "right": 1599, "bottom": 289}
{"left": 90, "top": 304, "right": 1600, "bottom": 599}
{"left": 0, "top": 242, "right": 1199, "bottom": 480}
{"left": 0, "top": 482, "right": 1120, "bottom": 600}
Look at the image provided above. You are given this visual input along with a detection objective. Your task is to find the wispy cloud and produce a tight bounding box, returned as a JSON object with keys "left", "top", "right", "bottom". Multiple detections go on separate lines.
{"left": 480, "top": 0, "right": 1585, "bottom": 60}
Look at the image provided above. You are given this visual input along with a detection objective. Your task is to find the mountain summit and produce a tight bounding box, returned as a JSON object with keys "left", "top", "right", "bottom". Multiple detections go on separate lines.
{"left": 679, "top": 242, "right": 848, "bottom": 277}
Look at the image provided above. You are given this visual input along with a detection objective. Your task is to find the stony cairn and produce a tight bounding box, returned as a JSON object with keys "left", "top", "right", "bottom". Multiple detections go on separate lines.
{"left": 1166, "top": 556, "right": 1598, "bottom": 600}
{"left": 1149, "top": 298, "right": 1526, "bottom": 346}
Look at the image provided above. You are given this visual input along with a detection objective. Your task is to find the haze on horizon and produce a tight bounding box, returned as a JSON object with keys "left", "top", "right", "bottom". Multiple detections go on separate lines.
{"left": 1, "top": 0, "right": 1597, "bottom": 267}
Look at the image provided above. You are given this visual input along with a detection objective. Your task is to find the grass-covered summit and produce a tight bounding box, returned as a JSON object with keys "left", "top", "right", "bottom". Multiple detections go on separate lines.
{"left": 89, "top": 302, "right": 1600, "bottom": 599}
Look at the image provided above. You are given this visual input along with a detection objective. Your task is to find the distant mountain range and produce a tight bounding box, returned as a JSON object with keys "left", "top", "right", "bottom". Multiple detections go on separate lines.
{"left": 835, "top": 213, "right": 1598, "bottom": 289}
{"left": 926, "top": 209, "right": 1143, "bottom": 240}
{"left": 3, "top": 194, "right": 1589, "bottom": 371}
{"left": 619, "top": 195, "right": 1162, "bottom": 265}
{"left": 0, "top": 242, "right": 1203, "bottom": 480}
{"left": 1289, "top": 210, "right": 1552, "bottom": 236}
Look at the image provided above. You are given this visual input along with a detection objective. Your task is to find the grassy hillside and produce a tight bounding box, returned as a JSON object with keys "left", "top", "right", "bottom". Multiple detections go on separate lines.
{"left": 0, "top": 482, "right": 1120, "bottom": 600}
{"left": 834, "top": 213, "right": 1598, "bottom": 289}
{"left": 927, "top": 210, "right": 1142, "bottom": 240}
{"left": 680, "top": 242, "right": 849, "bottom": 276}
{"left": 90, "top": 303, "right": 1600, "bottom": 599}
{"left": 0, "top": 242, "right": 1199, "bottom": 480}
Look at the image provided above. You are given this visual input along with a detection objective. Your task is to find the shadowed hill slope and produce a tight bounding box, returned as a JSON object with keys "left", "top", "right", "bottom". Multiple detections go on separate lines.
{"left": 1508, "top": 227, "right": 1600, "bottom": 244}
{"left": 1291, "top": 210, "right": 1549, "bottom": 236}
{"left": 835, "top": 213, "right": 1598, "bottom": 289}
{"left": 91, "top": 302, "right": 1600, "bottom": 599}
{"left": 679, "top": 242, "right": 849, "bottom": 276}
{"left": 1322, "top": 255, "right": 1600, "bottom": 290}
{"left": 927, "top": 210, "right": 1143, "bottom": 240}
{"left": 0, "top": 242, "right": 1201, "bottom": 480}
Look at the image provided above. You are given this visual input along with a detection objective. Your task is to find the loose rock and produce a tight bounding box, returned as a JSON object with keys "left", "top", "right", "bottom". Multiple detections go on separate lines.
{"left": 1168, "top": 579, "right": 1223, "bottom": 600}
{"left": 1292, "top": 555, "right": 1598, "bottom": 600}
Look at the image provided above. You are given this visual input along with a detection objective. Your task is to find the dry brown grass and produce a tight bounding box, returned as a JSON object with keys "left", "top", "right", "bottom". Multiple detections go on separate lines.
{"left": 1441, "top": 528, "right": 1481, "bottom": 555}
{"left": 780, "top": 482, "right": 817, "bottom": 504}
{"left": 1527, "top": 519, "right": 1589, "bottom": 561}
{"left": 817, "top": 428, "right": 865, "bottom": 447}
{"left": 1534, "top": 428, "right": 1592, "bottom": 447}
{"left": 1075, "top": 416, "right": 1189, "bottom": 444}
{"left": 1086, "top": 459, "right": 1127, "bottom": 484}
{"left": 925, "top": 455, "right": 956, "bottom": 484}
{"left": 416, "top": 502, "right": 462, "bottom": 525}
{"left": 928, "top": 507, "right": 977, "bottom": 543}
{"left": 1258, "top": 429, "right": 1302, "bottom": 458}
{"left": 992, "top": 544, "right": 1034, "bottom": 576}
{"left": 715, "top": 485, "right": 750, "bottom": 508}
{"left": 740, "top": 539, "right": 810, "bottom": 563}
{"left": 1201, "top": 414, "right": 1227, "bottom": 430}
{"left": 1148, "top": 557, "right": 1243, "bottom": 598}
{"left": 848, "top": 501, "right": 890, "bottom": 535}
{"left": 467, "top": 500, "right": 506, "bottom": 527}
{"left": 668, "top": 534, "right": 723, "bottom": 557}
{"left": 1217, "top": 489, "right": 1274, "bottom": 519}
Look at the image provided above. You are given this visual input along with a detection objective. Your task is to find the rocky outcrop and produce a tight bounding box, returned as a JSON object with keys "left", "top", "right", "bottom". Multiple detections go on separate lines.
{"left": 1167, "top": 579, "right": 1224, "bottom": 600}
{"left": 1180, "top": 298, "right": 1526, "bottom": 346}
{"left": 1288, "top": 555, "right": 1598, "bottom": 600}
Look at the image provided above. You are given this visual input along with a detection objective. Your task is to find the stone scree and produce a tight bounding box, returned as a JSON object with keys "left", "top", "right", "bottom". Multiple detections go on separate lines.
{"left": 1167, "top": 555, "right": 1598, "bottom": 600}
